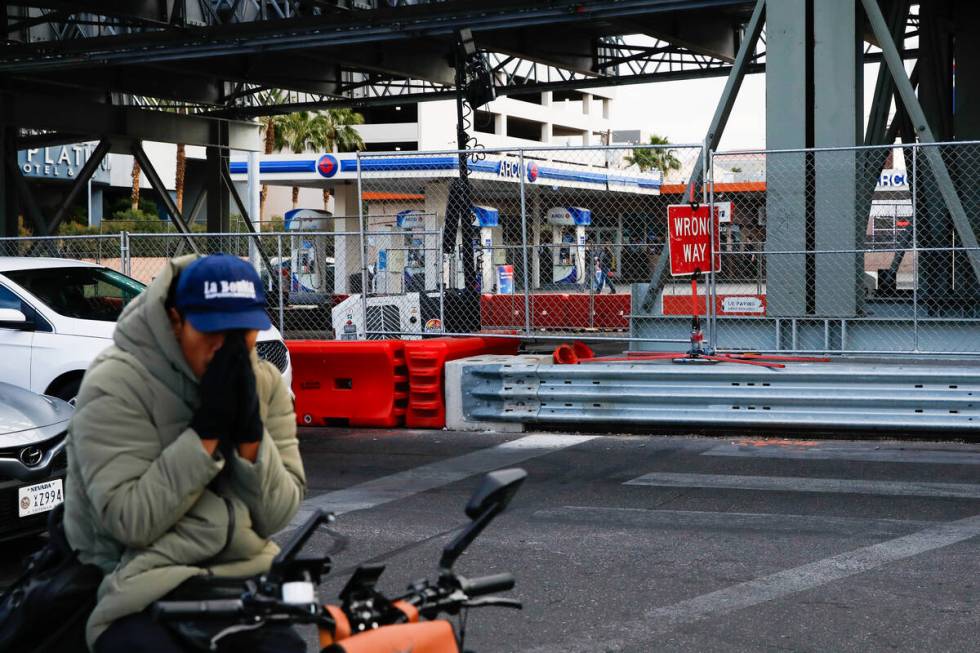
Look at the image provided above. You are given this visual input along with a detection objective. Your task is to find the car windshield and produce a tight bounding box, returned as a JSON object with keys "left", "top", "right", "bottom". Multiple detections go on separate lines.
{"left": 4, "top": 267, "right": 146, "bottom": 322}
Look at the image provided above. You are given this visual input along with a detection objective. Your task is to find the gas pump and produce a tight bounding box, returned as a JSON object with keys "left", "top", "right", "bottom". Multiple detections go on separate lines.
{"left": 275, "top": 208, "right": 333, "bottom": 304}
{"left": 395, "top": 210, "right": 428, "bottom": 293}
{"left": 546, "top": 207, "right": 591, "bottom": 286}
{"left": 471, "top": 205, "right": 500, "bottom": 292}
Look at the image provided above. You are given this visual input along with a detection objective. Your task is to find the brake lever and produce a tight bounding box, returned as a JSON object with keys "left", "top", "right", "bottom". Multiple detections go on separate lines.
{"left": 462, "top": 597, "right": 523, "bottom": 610}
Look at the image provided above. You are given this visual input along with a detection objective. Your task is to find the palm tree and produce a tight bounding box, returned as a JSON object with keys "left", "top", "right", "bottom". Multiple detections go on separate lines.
{"left": 175, "top": 143, "right": 186, "bottom": 212}
{"left": 259, "top": 115, "right": 279, "bottom": 221}
{"left": 275, "top": 111, "right": 327, "bottom": 209}
{"left": 276, "top": 109, "right": 365, "bottom": 211}
{"left": 625, "top": 134, "right": 682, "bottom": 177}
{"left": 258, "top": 91, "right": 286, "bottom": 223}
{"left": 130, "top": 159, "right": 141, "bottom": 212}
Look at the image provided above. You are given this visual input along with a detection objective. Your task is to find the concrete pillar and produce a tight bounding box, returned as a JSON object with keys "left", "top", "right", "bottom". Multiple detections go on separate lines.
{"left": 494, "top": 113, "right": 507, "bottom": 136}
{"left": 765, "top": 0, "right": 809, "bottom": 316}
{"left": 813, "top": 0, "right": 862, "bottom": 316}
{"left": 88, "top": 186, "right": 103, "bottom": 228}
{"left": 582, "top": 93, "right": 593, "bottom": 116}
{"left": 422, "top": 182, "right": 445, "bottom": 291}
{"left": 541, "top": 91, "right": 552, "bottom": 107}
{"left": 541, "top": 122, "right": 553, "bottom": 144}
{"left": 332, "top": 184, "right": 359, "bottom": 294}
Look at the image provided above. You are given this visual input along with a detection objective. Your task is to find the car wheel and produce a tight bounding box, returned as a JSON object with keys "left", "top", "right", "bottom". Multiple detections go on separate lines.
{"left": 50, "top": 377, "right": 82, "bottom": 404}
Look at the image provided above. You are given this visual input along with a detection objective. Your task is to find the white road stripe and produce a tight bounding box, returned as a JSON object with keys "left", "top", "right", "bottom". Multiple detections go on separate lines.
{"left": 285, "top": 434, "right": 596, "bottom": 530}
{"left": 625, "top": 472, "right": 980, "bottom": 499}
{"left": 534, "top": 506, "right": 931, "bottom": 537}
{"left": 526, "top": 512, "right": 980, "bottom": 653}
{"left": 641, "top": 513, "right": 980, "bottom": 631}
{"left": 703, "top": 443, "right": 980, "bottom": 465}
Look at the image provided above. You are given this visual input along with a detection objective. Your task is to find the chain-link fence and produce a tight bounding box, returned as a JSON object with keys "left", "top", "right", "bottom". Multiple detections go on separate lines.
{"left": 356, "top": 143, "right": 703, "bottom": 342}
{"left": 3, "top": 141, "right": 980, "bottom": 355}
{"left": 701, "top": 141, "right": 980, "bottom": 355}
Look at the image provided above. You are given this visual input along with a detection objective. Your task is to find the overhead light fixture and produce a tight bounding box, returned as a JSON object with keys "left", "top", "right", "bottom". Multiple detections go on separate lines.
{"left": 456, "top": 28, "right": 496, "bottom": 109}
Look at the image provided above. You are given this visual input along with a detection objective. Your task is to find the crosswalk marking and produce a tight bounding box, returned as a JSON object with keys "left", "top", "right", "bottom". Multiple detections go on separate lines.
{"left": 284, "top": 433, "right": 596, "bottom": 531}
{"left": 625, "top": 472, "right": 980, "bottom": 499}
{"left": 534, "top": 506, "right": 931, "bottom": 537}
{"left": 703, "top": 442, "right": 980, "bottom": 465}
{"left": 525, "top": 511, "right": 980, "bottom": 653}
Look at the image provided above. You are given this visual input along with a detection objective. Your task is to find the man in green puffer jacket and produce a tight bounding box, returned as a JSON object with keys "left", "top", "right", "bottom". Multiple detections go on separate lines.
{"left": 64, "top": 254, "right": 306, "bottom": 652}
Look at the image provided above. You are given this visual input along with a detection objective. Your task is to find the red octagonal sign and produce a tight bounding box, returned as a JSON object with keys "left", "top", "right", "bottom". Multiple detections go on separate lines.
{"left": 667, "top": 204, "right": 721, "bottom": 276}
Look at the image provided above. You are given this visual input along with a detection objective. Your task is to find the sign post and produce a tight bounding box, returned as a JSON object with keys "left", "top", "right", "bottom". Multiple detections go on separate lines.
{"left": 667, "top": 204, "right": 721, "bottom": 276}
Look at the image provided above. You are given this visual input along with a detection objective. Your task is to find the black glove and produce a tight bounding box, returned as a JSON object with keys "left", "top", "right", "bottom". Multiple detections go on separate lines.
{"left": 190, "top": 336, "right": 244, "bottom": 442}
{"left": 230, "top": 333, "right": 264, "bottom": 445}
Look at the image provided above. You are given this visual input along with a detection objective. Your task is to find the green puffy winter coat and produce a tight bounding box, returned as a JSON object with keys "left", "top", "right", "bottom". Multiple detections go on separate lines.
{"left": 63, "top": 255, "right": 306, "bottom": 650}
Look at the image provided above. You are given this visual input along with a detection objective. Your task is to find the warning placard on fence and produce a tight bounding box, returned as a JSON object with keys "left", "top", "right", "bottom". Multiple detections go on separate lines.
{"left": 667, "top": 204, "right": 721, "bottom": 276}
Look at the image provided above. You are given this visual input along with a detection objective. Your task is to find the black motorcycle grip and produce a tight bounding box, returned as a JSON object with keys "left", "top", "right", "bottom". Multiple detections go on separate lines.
{"left": 152, "top": 599, "right": 244, "bottom": 619}
{"left": 460, "top": 573, "right": 515, "bottom": 597}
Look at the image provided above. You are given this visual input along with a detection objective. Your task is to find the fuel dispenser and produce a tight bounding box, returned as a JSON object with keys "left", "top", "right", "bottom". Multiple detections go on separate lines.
{"left": 546, "top": 206, "right": 591, "bottom": 286}
{"left": 472, "top": 205, "right": 500, "bottom": 292}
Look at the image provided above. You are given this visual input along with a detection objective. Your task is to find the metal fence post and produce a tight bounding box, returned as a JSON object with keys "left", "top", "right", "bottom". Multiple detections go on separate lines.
{"left": 356, "top": 151, "right": 369, "bottom": 339}
{"left": 276, "top": 232, "right": 285, "bottom": 336}
{"left": 519, "top": 148, "right": 532, "bottom": 337}
{"left": 438, "top": 224, "right": 446, "bottom": 332}
{"left": 120, "top": 231, "right": 131, "bottom": 276}
{"left": 911, "top": 143, "right": 919, "bottom": 352}
{"left": 704, "top": 139, "right": 717, "bottom": 349}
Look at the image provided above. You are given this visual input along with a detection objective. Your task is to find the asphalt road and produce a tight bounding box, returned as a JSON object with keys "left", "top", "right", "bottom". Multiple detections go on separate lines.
{"left": 4, "top": 429, "right": 979, "bottom": 652}
{"left": 293, "top": 429, "right": 980, "bottom": 653}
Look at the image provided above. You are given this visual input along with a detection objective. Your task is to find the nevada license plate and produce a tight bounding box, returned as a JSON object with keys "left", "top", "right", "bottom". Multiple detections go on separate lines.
{"left": 18, "top": 479, "right": 64, "bottom": 518}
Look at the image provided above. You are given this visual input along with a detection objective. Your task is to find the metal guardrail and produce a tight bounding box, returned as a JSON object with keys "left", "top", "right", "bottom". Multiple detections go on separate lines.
{"left": 462, "top": 360, "right": 980, "bottom": 431}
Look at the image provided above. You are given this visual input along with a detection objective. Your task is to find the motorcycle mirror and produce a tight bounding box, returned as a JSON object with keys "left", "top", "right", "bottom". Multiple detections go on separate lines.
{"left": 439, "top": 469, "right": 527, "bottom": 572}
{"left": 464, "top": 468, "right": 527, "bottom": 520}
{"left": 272, "top": 509, "right": 334, "bottom": 571}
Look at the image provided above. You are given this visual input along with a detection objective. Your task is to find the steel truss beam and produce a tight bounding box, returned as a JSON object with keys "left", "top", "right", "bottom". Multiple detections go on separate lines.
{"left": 132, "top": 142, "right": 200, "bottom": 252}
{"left": 1, "top": 1, "right": 920, "bottom": 118}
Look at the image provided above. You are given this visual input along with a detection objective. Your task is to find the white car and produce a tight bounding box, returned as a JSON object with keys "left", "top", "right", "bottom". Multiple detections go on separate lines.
{"left": 0, "top": 258, "right": 292, "bottom": 401}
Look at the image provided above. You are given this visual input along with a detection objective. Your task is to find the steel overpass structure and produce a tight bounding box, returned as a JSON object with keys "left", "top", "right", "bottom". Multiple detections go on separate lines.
{"left": 0, "top": 0, "right": 958, "bottom": 299}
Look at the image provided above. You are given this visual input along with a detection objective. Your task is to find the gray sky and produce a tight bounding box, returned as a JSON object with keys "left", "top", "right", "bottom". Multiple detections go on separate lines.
{"left": 612, "top": 64, "right": 887, "bottom": 152}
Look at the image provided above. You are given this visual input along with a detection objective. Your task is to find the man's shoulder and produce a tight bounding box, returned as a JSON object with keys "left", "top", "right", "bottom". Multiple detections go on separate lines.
{"left": 78, "top": 347, "right": 152, "bottom": 399}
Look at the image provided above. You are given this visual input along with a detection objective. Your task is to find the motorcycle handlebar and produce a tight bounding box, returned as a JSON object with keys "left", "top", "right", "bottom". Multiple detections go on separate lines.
{"left": 152, "top": 599, "right": 244, "bottom": 619}
{"left": 459, "top": 573, "right": 515, "bottom": 597}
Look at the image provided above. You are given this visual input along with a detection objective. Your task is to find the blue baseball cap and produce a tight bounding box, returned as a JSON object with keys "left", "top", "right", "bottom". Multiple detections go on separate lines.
{"left": 175, "top": 254, "right": 271, "bottom": 333}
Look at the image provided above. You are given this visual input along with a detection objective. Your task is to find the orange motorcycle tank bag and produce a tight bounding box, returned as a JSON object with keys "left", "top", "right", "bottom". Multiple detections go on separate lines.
{"left": 320, "top": 621, "right": 459, "bottom": 653}
{"left": 319, "top": 605, "right": 352, "bottom": 649}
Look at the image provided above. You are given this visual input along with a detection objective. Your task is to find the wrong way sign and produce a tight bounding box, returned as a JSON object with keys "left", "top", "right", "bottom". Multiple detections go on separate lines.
{"left": 667, "top": 204, "right": 721, "bottom": 276}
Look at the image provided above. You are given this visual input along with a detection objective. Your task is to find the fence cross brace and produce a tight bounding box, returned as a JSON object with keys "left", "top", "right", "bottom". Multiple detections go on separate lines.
{"left": 220, "top": 162, "right": 279, "bottom": 291}
{"left": 132, "top": 142, "right": 200, "bottom": 254}
{"left": 46, "top": 139, "right": 111, "bottom": 235}
{"left": 4, "top": 150, "right": 49, "bottom": 236}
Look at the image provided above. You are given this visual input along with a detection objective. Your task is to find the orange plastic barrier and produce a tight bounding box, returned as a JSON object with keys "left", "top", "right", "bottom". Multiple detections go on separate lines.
{"left": 286, "top": 340, "right": 408, "bottom": 428}
{"left": 403, "top": 336, "right": 520, "bottom": 429}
